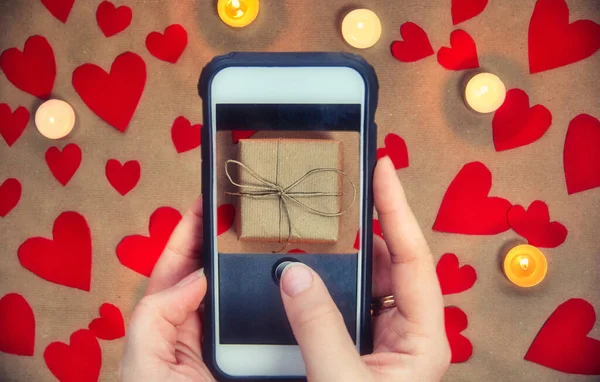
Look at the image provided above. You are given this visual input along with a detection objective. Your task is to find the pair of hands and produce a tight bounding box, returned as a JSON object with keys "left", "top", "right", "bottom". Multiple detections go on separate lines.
{"left": 120, "top": 157, "right": 450, "bottom": 381}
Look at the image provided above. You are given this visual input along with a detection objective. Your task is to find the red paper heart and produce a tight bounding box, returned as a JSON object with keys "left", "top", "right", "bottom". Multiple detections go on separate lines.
{"left": 0, "top": 178, "right": 22, "bottom": 217}
{"left": 287, "top": 249, "right": 307, "bottom": 254}
{"left": 18, "top": 211, "right": 92, "bottom": 291}
{"left": 0, "top": 293, "right": 35, "bottom": 356}
{"left": 391, "top": 22, "right": 434, "bottom": 63}
{"left": 105, "top": 159, "right": 140, "bottom": 196}
{"left": 117, "top": 207, "right": 182, "bottom": 277}
{"left": 452, "top": 0, "right": 488, "bottom": 25}
{"left": 0, "top": 104, "right": 29, "bottom": 147}
{"left": 508, "top": 200, "right": 568, "bottom": 248}
{"left": 72, "top": 51, "right": 146, "bottom": 132}
{"left": 353, "top": 219, "right": 383, "bottom": 250}
{"left": 445, "top": 306, "right": 473, "bottom": 363}
{"left": 88, "top": 303, "right": 125, "bottom": 340}
{"left": 525, "top": 298, "right": 600, "bottom": 375}
{"left": 232, "top": 130, "right": 257, "bottom": 144}
{"left": 0, "top": 35, "right": 56, "bottom": 99}
{"left": 96, "top": 1, "right": 132, "bottom": 37}
{"left": 437, "top": 30, "right": 479, "bottom": 71}
{"left": 145, "top": 24, "right": 188, "bottom": 64}
{"left": 44, "top": 329, "right": 102, "bottom": 382}
{"left": 45, "top": 143, "right": 82, "bottom": 186}
{"left": 217, "top": 204, "right": 235, "bottom": 236}
{"left": 376, "top": 133, "right": 409, "bottom": 169}
{"left": 436, "top": 253, "right": 477, "bottom": 295}
{"left": 492, "top": 88, "right": 552, "bottom": 152}
{"left": 564, "top": 114, "right": 600, "bottom": 195}
{"left": 433, "top": 161, "right": 512, "bottom": 235}
{"left": 171, "top": 116, "right": 201, "bottom": 153}
{"left": 41, "top": 0, "right": 74, "bottom": 23}
{"left": 528, "top": 0, "right": 600, "bottom": 74}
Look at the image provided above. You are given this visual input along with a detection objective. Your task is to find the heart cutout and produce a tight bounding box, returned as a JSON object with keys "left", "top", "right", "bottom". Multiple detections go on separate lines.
{"left": 0, "top": 293, "right": 35, "bottom": 356}
{"left": 232, "top": 130, "right": 257, "bottom": 143}
{"left": 145, "top": 24, "right": 188, "bottom": 63}
{"left": 353, "top": 219, "right": 383, "bottom": 250}
{"left": 45, "top": 143, "right": 82, "bottom": 186}
{"left": 88, "top": 303, "right": 125, "bottom": 340}
{"left": 96, "top": 1, "right": 132, "bottom": 37}
{"left": 287, "top": 249, "right": 307, "bottom": 254}
{"left": 564, "top": 114, "right": 600, "bottom": 195}
{"left": 391, "top": 22, "right": 434, "bottom": 63}
{"left": 217, "top": 204, "right": 235, "bottom": 236}
{"left": 40, "top": 0, "right": 75, "bottom": 23}
{"left": 18, "top": 211, "right": 92, "bottom": 291}
{"left": 0, "top": 104, "right": 29, "bottom": 147}
{"left": 492, "top": 88, "right": 552, "bottom": 152}
{"left": 0, "top": 35, "right": 56, "bottom": 99}
{"left": 117, "top": 207, "right": 182, "bottom": 277}
{"left": 528, "top": 0, "right": 600, "bottom": 74}
{"left": 433, "top": 161, "right": 512, "bottom": 235}
{"left": 525, "top": 298, "right": 600, "bottom": 375}
{"left": 72, "top": 51, "right": 146, "bottom": 132}
{"left": 508, "top": 200, "right": 567, "bottom": 248}
{"left": 44, "top": 329, "right": 102, "bottom": 382}
{"left": 0, "top": 178, "right": 22, "bottom": 217}
{"left": 436, "top": 253, "right": 477, "bottom": 295}
{"left": 437, "top": 29, "right": 479, "bottom": 71}
{"left": 171, "top": 116, "right": 201, "bottom": 153}
{"left": 452, "top": 0, "right": 489, "bottom": 25}
{"left": 376, "top": 133, "right": 409, "bottom": 169}
{"left": 445, "top": 306, "right": 473, "bottom": 363}
{"left": 105, "top": 159, "right": 140, "bottom": 196}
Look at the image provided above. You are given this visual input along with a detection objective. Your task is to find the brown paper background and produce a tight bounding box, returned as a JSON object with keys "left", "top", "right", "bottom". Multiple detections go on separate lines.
{"left": 0, "top": 0, "right": 599, "bottom": 381}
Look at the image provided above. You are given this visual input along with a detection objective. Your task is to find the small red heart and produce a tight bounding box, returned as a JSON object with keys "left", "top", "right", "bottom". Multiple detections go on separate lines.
{"left": 105, "top": 159, "right": 140, "bottom": 196}
{"left": 40, "top": 0, "right": 75, "bottom": 23}
{"left": 287, "top": 249, "right": 306, "bottom": 254}
{"left": 445, "top": 306, "right": 473, "bottom": 363}
{"left": 232, "top": 130, "right": 257, "bottom": 144}
{"left": 88, "top": 303, "right": 125, "bottom": 340}
{"left": 44, "top": 329, "right": 102, "bottom": 382}
{"left": 433, "top": 161, "right": 512, "bottom": 235}
{"left": 564, "top": 114, "right": 600, "bottom": 195}
{"left": 0, "top": 293, "right": 35, "bottom": 356}
{"left": 45, "top": 143, "right": 82, "bottom": 186}
{"left": 117, "top": 207, "right": 182, "bottom": 277}
{"left": 0, "top": 104, "right": 29, "bottom": 147}
{"left": 508, "top": 201, "right": 568, "bottom": 248}
{"left": 528, "top": 0, "right": 600, "bottom": 74}
{"left": 376, "top": 133, "right": 409, "bottom": 169}
{"left": 72, "top": 51, "right": 146, "bottom": 132}
{"left": 0, "top": 178, "right": 22, "bottom": 217}
{"left": 171, "top": 116, "right": 201, "bottom": 153}
{"left": 525, "top": 298, "right": 600, "bottom": 375}
{"left": 217, "top": 204, "right": 235, "bottom": 236}
{"left": 18, "top": 211, "right": 92, "bottom": 291}
{"left": 145, "top": 24, "right": 188, "bottom": 64}
{"left": 452, "top": 0, "right": 489, "bottom": 25}
{"left": 96, "top": 1, "right": 132, "bottom": 37}
{"left": 391, "top": 22, "right": 434, "bottom": 63}
{"left": 436, "top": 253, "right": 477, "bottom": 295}
{"left": 0, "top": 35, "right": 56, "bottom": 99}
{"left": 437, "top": 29, "right": 479, "bottom": 71}
{"left": 492, "top": 89, "right": 552, "bottom": 152}
{"left": 353, "top": 219, "right": 383, "bottom": 250}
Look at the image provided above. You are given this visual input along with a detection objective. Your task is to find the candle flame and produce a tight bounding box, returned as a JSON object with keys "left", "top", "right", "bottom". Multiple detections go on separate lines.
{"left": 49, "top": 116, "right": 55, "bottom": 124}
{"left": 520, "top": 257, "right": 529, "bottom": 271}
{"left": 232, "top": 0, "right": 240, "bottom": 7}
{"left": 357, "top": 21, "right": 364, "bottom": 29}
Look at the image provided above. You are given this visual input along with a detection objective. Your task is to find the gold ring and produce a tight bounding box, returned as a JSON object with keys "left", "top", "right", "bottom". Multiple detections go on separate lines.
{"left": 371, "top": 295, "right": 396, "bottom": 316}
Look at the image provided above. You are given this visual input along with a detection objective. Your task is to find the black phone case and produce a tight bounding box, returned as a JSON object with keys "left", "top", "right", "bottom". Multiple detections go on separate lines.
{"left": 198, "top": 52, "right": 379, "bottom": 381}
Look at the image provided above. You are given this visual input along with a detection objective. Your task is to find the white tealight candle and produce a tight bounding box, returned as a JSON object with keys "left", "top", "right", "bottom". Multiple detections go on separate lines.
{"left": 464, "top": 73, "right": 507, "bottom": 114}
{"left": 35, "top": 99, "right": 76, "bottom": 139}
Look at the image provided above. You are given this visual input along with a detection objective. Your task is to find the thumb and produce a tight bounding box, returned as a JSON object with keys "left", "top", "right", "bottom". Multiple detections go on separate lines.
{"left": 280, "top": 264, "right": 367, "bottom": 382}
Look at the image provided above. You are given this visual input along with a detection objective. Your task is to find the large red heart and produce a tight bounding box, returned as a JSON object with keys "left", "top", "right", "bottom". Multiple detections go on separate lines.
{"left": 528, "top": 0, "right": 600, "bottom": 74}
{"left": 88, "top": 303, "right": 125, "bottom": 340}
{"left": 445, "top": 306, "right": 473, "bottom": 363}
{"left": 232, "top": 130, "right": 257, "bottom": 144}
{"left": 44, "top": 329, "right": 102, "bottom": 382}
{"left": 436, "top": 253, "right": 477, "bottom": 295}
{"left": 452, "top": 0, "right": 488, "bottom": 25}
{"left": 437, "top": 30, "right": 479, "bottom": 71}
{"left": 433, "top": 161, "right": 512, "bottom": 235}
{"left": 353, "top": 219, "right": 383, "bottom": 250}
{"left": 492, "top": 88, "right": 552, "bottom": 152}
{"left": 45, "top": 143, "right": 82, "bottom": 186}
{"left": 217, "top": 204, "right": 235, "bottom": 236}
{"left": 18, "top": 211, "right": 92, "bottom": 291}
{"left": 96, "top": 1, "right": 132, "bottom": 37}
{"left": 564, "top": 114, "right": 600, "bottom": 195}
{"left": 40, "top": 0, "right": 75, "bottom": 23}
{"left": 72, "top": 51, "right": 146, "bottom": 132}
{"left": 117, "top": 207, "right": 182, "bottom": 277}
{"left": 0, "top": 35, "right": 56, "bottom": 99}
{"left": 0, "top": 293, "right": 35, "bottom": 356}
{"left": 0, "top": 104, "right": 29, "bottom": 147}
{"left": 391, "top": 22, "right": 434, "bottom": 63}
{"left": 0, "top": 178, "right": 22, "bottom": 217}
{"left": 376, "top": 133, "right": 409, "bottom": 169}
{"left": 525, "top": 298, "right": 600, "bottom": 375}
{"left": 145, "top": 24, "right": 188, "bottom": 64}
{"left": 171, "top": 116, "right": 201, "bottom": 153}
{"left": 508, "top": 200, "right": 567, "bottom": 248}
{"left": 105, "top": 159, "right": 140, "bottom": 196}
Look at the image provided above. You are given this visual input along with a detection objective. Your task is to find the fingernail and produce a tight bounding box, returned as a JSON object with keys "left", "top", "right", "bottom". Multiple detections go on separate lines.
{"left": 177, "top": 268, "right": 204, "bottom": 287}
{"left": 281, "top": 264, "right": 313, "bottom": 297}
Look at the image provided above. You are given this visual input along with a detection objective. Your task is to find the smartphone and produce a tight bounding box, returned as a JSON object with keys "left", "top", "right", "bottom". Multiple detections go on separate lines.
{"left": 199, "top": 52, "right": 378, "bottom": 380}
